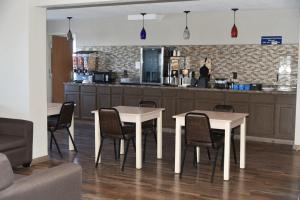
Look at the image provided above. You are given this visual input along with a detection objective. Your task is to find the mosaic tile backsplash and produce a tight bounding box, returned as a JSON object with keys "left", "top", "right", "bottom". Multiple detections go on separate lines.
{"left": 78, "top": 44, "right": 298, "bottom": 86}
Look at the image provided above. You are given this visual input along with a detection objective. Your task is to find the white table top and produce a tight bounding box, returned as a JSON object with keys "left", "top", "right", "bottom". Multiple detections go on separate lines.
{"left": 92, "top": 106, "right": 165, "bottom": 116}
{"left": 173, "top": 110, "right": 249, "bottom": 122}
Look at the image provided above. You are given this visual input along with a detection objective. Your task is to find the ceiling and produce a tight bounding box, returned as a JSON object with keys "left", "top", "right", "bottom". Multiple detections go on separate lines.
{"left": 47, "top": 0, "right": 300, "bottom": 20}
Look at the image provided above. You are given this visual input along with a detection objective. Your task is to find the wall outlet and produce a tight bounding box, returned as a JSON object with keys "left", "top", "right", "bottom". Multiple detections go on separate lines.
{"left": 135, "top": 61, "right": 141, "bottom": 70}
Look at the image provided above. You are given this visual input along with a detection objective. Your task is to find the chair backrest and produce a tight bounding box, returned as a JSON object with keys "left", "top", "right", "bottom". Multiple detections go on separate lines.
{"left": 99, "top": 108, "right": 124, "bottom": 138}
{"left": 185, "top": 112, "right": 213, "bottom": 146}
{"left": 139, "top": 101, "right": 157, "bottom": 127}
{"left": 213, "top": 104, "right": 234, "bottom": 113}
{"left": 139, "top": 100, "right": 157, "bottom": 108}
{"left": 57, "top": 102, "right": 75, "bottom": 128}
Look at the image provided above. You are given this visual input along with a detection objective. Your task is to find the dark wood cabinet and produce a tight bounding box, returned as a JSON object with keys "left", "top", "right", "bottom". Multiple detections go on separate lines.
{"left": 64, "top": 84, "right": 80, "bottom": 118}
{"left": 176, "top": 90, "right": 194, "bottom": 114}
{"left": 97, "top": 85, "right": 111, "bottom": 108}
{"left": 80, "top": 85, "right": 96, "bottom": 120}
{"left": 142, "top": 87, "right": 162, "bottom": 107}
{"left": 161, "top": 89, "right": 177, "bottom": 129}
{"left": 274, "top": 94, "right": 296, "bottom": 140}
{"left": 64, "top": 83, "right": 296, "bottom": 141}
{"left": 123, "top": 87, "right": 142, "bottom": 106}
{"left": 194, "top": 91, "right": 224, "bottom": 110}
{"left": 248, "top": 94, "right": 275, "bottom": 137}
{"left": 111, "top": 86, "right": 123, "bottom": 107}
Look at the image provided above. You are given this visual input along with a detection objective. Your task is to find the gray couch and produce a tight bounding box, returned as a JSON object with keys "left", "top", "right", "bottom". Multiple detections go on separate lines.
{"left": 0, "top": 118, "right": 33, "bottom": 167}
{"left": 0, "top": 153, "right": 82, "bottom": 200}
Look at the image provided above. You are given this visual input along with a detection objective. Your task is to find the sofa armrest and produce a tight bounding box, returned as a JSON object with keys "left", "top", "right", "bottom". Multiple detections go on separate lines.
{"left": 0, "top": 163, "right": 82, "bottom": 200}
{"left": 0, "top": 118, "right": 33, "bottom": 138}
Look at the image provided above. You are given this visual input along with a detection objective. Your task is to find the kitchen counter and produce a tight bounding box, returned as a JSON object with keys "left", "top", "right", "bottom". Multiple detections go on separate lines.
{"left": 64, "top": 82, "right": 296, "bottom": 95}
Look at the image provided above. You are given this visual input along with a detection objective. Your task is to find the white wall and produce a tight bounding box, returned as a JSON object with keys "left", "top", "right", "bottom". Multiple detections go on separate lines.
{"left": 294, "top": 9, "right": 300, "bottom": 148}
{"left": 0, "top": 0, "right": 48, "bottom": 159}
{"left": 47, "top": 9, "right": 300, "bottom": 46}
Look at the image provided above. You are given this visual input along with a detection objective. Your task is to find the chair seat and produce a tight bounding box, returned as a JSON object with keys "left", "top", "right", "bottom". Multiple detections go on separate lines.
{"left": 0, "top": 135, "right": 26, "bottom": 152}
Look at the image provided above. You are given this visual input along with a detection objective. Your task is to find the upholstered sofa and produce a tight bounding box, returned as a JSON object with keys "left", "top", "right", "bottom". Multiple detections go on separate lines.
{"left": 0, "top": 118, "right": 33, "bottom": 167}
{"left": 0, "top": 153, "right": 82, "bottom": 200}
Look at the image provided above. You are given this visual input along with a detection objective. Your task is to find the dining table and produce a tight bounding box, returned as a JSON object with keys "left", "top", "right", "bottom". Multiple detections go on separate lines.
{"left": 47, "top": 103, "right": 75, "bottom": 151}
{"left": 173, "top": 110, "right": 249, "bottom": 181}
{"left": 92, "top": 106, "right": 165, "bottom": 169}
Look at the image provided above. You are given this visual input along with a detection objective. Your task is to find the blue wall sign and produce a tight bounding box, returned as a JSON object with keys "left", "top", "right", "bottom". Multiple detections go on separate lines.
{"left": 261, "top": 36, "right": 282, "bottom": 45}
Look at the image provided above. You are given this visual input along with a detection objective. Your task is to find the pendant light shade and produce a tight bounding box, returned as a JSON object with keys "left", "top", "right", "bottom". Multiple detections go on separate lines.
{"left": 231, "top": 8, "right": 238, "bottom": 38}
{"left": 67, "top": 17, "right": 73, "bottom": 41}
{"left": 140, "top": 13, "right": 147, "bottom": 40}
{"left": 183, "top": 11, "right": 191, "bottom": 40}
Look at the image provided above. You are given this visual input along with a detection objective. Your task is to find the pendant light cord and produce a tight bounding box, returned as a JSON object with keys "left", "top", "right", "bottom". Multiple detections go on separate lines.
{"left": 184, "top": 11, "right": 190, "bottom": 29}
{"left": 141, "top": 13, "right": 146, "bottom": 28}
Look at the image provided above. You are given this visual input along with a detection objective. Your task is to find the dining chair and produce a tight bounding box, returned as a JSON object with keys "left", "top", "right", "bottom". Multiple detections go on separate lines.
{"left": 212, "top": 104, "right": 237, "bottom": 164}
{"left": 48, "top": 102, "right": 77, "bottom": 158}
{"left": 95, "top": 108, "right": 136, "bottom": 171}
{"left": 180, "top": 112, "right": 224, "bottom": 182}
{"left": 139, "top": 100, "right": 157, "bottom": 162}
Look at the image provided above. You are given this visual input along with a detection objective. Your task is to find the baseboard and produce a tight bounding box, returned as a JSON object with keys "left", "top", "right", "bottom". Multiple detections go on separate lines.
{"left": 32, "top": 155, "right": 49, "bottom": 164}
{"left": 163, "top": 128, "right": 294, "bottom": 145}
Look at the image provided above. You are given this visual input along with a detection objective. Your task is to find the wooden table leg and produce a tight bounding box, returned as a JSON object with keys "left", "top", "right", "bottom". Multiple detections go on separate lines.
{"left": 136, "top": 117, "right": 142, "bottom": 169}
{"left": 175, "top": 119, "right": 182, "bottom": 174}
{"left": 240, "top": 117, "right": 246, "bottom": 169}
{"left": 95, "top": 112, "right": 101, "bottom": 163}
{"left": 223, "top": 123, "right": 231, "bottom": 181}
{"left": 157, "top": 111, "right": 163, "bottom": 159}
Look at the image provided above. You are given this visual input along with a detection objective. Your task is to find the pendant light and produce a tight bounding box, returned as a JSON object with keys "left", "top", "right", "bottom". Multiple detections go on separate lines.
{"left": 183, "top": 11, "right": 191, "bottom": 40}
{"left": 140, "top": 13, "right": 147, "bottom": 40}
{"left": 231, "top": 8, "right": 238, "bottom": 38}
{"left": 67, "top": 17, "right": 73, "bottom": 41}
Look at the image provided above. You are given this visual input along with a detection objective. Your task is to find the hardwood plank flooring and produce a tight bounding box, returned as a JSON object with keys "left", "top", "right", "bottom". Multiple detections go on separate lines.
{"left": 15, "top": 120, "right": 300, "bottom": 200}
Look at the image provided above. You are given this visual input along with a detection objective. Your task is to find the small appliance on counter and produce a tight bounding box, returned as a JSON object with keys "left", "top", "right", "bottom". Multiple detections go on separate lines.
{"left": 93, "top": 71, "right": 112, "bottom": 84}
{"left": 214, "top": 78, "right": 228, "bottom": 89}
{"left": 250, "top": 83, "right": 262, "bottom": 91}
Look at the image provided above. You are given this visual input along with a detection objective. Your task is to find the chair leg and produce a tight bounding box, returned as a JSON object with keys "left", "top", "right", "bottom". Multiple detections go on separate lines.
{"left": 66, "top": 128, "right": 78, "bottom": 152}
{"left": 121, "top": 140, "right": 131, "bottom": 171}
{"left": 193, "top": 147, "right": 197, "bottom": 168}
{"left": 118, "top": 139, "right": 121, "bottom": 159}
{"left": 206, "top": 147, "right": 211, "bottom": 161}
{"left": 143, "top": 133, "right": 148, "bottom": 163}
{"left": 131, "top": 138, "right": 136, "bottom": 152}
{"left": 231, "top": 135, "right": 237, "bottom": 164}
{"left": 211, "top": 148, "right": 220, "bottom": 183}
{"left": 51, "top": 132, "right": 63, "bottom": 158}
{"left": 50, "top": 134, "right": 53, "bottom": 150}
{"left": 153, "top": 129, "right": 157, "bottom": 144}
{"left": 180, "top": 146, "right": 187, "bottom": 178}
{"left": 113, "top": 139, "right": 118, "bottom": 160}
{"left": 95, "top": 139, "right": 104, "bottom": 168}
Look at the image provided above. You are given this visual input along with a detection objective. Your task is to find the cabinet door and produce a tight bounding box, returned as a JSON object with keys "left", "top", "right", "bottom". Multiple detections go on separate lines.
{"left": 274, "top": 104, "right": 295, "bottom": 140}
{"left": 80, "top": 93, "right": 96, "bottom": 120}
{"left": 97, "top": 94, "right": 111, "bottom": 108}
{"left": 111, "top": 95, "right": 123, "bottom": 107}
{"left": 65, "top": 92, "right": 80, "bottom": 118}
{"left": 124, "top": 95, "right": 142, "bottom": 106}
{"left": 162, "top": 96, "right": 176, "bottom": 128}
{"left": 195, "top": 100, "right": 224, "bottom": 111}
{"left": 176, "top": 98, "right": 194, "bottom": 114}
{"left": 97, "top": 86, "right": 111, "bottom": 108}
{"left": 248, "top": 103, "right": 274, "bottom": 137}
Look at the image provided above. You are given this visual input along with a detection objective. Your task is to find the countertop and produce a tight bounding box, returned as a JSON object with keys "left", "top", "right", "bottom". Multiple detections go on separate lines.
{"left": 64, "top": 82, "right": 296, "bottom": 95}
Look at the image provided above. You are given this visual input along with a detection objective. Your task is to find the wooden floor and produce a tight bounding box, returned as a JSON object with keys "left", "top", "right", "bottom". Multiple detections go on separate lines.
{"left": 15, "top": 120, "right": 300, "bottom": 200}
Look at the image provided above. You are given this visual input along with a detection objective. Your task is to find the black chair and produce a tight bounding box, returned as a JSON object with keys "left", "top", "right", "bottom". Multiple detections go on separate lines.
{"left": 212, "top": 105, "right": 237, "bottom": 164}
{"left": 180, "top": 113, "right": 224, "bottom": 182}
{"left": 95, "top": 108, "right": 136, "bottom": 171}
{"left": 139, "top": 100, "right": 157, "bottom": 162}
{"left": 48, "top": 102, "right": 77, "bottom": 158}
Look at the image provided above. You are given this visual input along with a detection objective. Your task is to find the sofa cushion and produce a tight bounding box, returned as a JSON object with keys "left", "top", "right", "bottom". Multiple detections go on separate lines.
{"left": 0, "top": 135, "right": 26, "bottom": 152}
{"left": 0, "top": 153, "right": 14, "bottom": 191}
